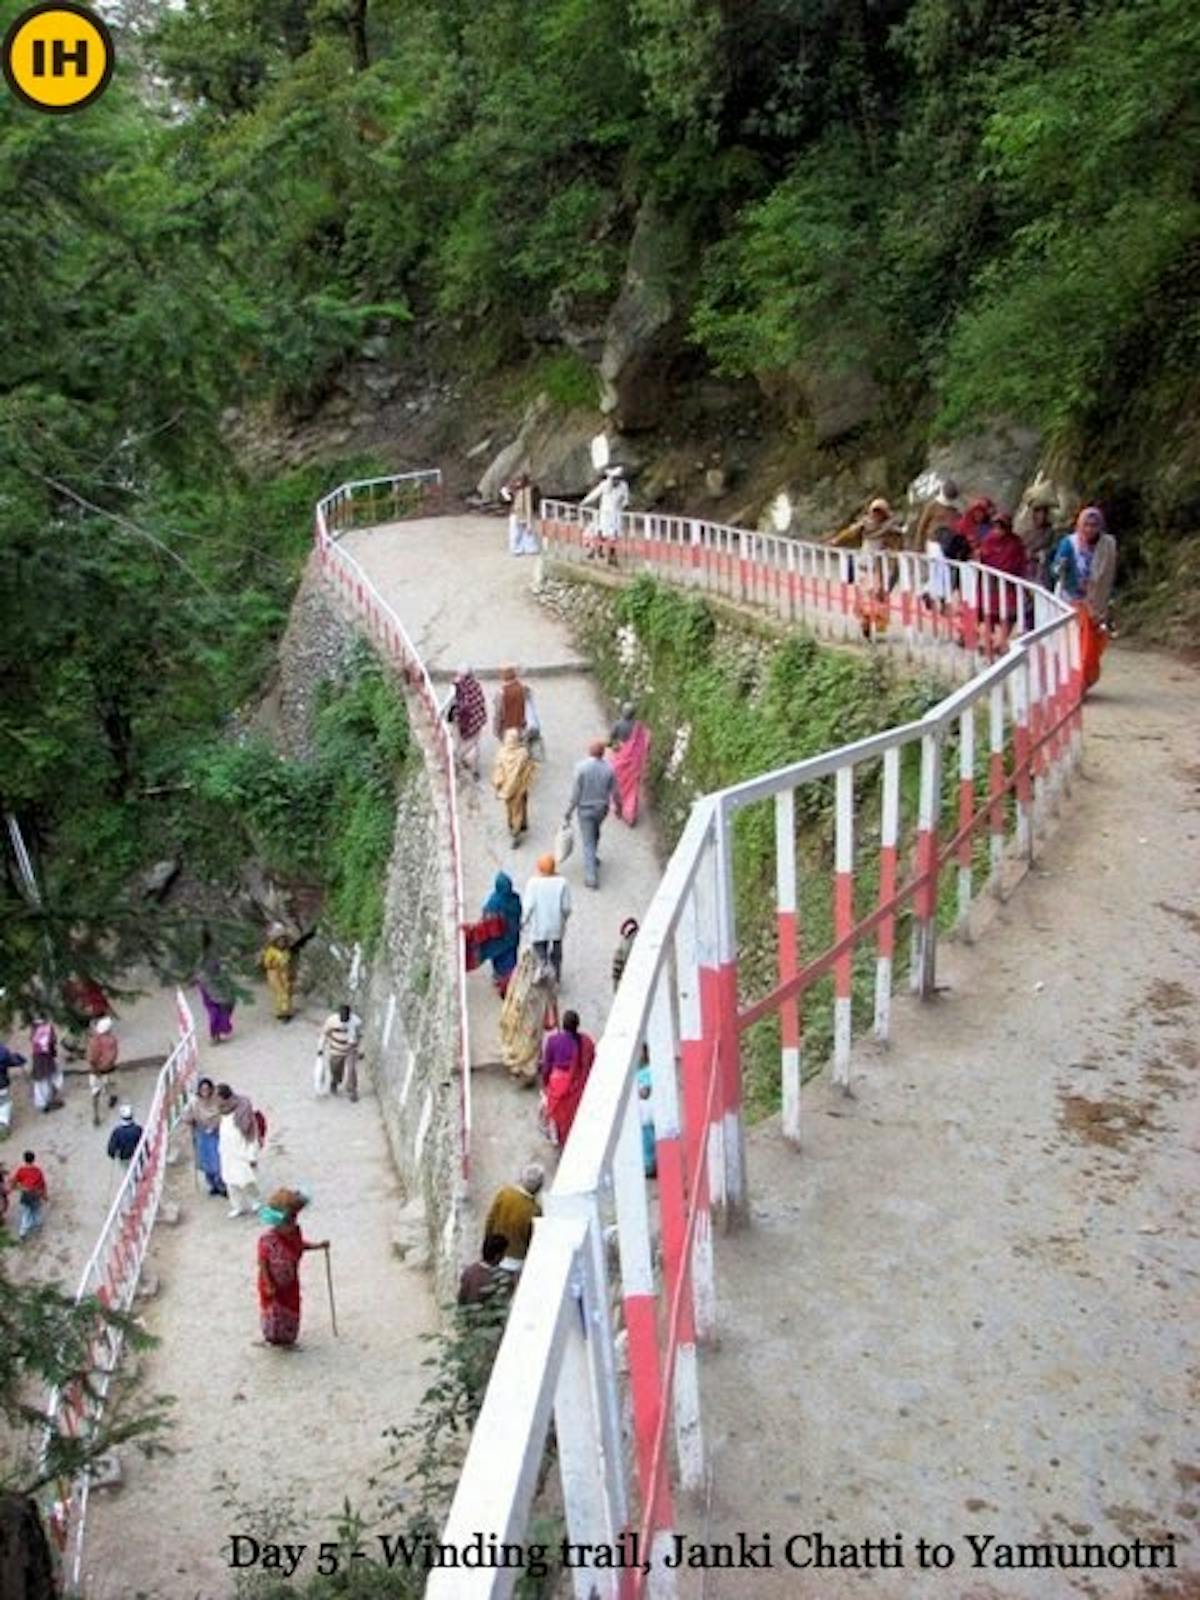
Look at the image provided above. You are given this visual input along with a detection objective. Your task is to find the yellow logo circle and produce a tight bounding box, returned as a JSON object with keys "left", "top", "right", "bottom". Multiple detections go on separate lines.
{"left": 3, "top": 2, "right": 114, "bottom": 114}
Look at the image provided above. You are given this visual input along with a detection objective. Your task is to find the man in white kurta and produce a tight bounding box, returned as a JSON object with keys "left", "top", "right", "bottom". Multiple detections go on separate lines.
{"left": 581, "top": 466, "right": 629, "bottom": 562}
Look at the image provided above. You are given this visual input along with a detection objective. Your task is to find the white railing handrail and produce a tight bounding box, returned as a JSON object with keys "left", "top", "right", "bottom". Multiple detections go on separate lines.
{"left": 49, "top": 988, "right": 198, "bottom": 1594}
{"left": 432, "top": 494, "right": 1084, "bottom": 1600}
{"left": 312, "top": 470, "right": 472, "bottom": 1179}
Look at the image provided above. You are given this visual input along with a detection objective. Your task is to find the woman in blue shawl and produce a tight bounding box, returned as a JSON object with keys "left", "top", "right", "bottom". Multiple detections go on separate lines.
{"left": 475, "top": 872, "right": 522, "bottom": 997}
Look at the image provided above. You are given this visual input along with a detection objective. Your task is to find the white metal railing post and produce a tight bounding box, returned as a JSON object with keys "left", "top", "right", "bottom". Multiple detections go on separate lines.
{"left": 832, "top": 764, "right": 855, "bottom": 1090}
{"left": 673, "top": 889, "right": 717, "bottom": 1342}
{"left": 873, "top": 745, "right": 901, "bottom": 1041}
{"left": 957, "top": 705, "right": 975, "bottom": 928}
{"left": 544, "top": 1190, "right": 628, "bottom": 1594}
{"left": 712, "top": 805, "right": 747, "bottom": 1220}
{"left": 911, "top": 729, "right": 943, "bottom": 998}
{"left": 774, "top": 788, "right": 801, "bottom": 1143}
{"left": 987, "top": 682, "right": 1006, "bottom": 886}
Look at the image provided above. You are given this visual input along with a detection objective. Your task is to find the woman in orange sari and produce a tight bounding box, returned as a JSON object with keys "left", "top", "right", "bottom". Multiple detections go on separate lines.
{"left": 1050, "top": 506, "right": 1117, "bottom": 690}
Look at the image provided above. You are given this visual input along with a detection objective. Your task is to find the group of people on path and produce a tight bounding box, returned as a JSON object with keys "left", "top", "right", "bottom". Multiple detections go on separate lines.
{"left": 831, "top": 481, "right": 1118, "bottom": 686}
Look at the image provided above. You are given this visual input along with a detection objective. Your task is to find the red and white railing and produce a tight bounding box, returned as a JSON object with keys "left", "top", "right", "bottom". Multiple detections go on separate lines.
{"left": 431, "top": 502, "right": 1082, "bottom": 1598}
{"left": 313, "top": 470, "right": 471, "bottom": 1178}
{"left": 48, "top": 989, "right": 198, "bottom": 1595}
{"left": 541, "top": 499, "right": 1059, "bottom": 680}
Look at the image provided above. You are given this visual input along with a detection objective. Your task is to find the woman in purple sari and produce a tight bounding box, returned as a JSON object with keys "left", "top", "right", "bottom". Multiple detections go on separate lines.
{"left": 197, "top": 928, "right": 236, "bottom": 1046}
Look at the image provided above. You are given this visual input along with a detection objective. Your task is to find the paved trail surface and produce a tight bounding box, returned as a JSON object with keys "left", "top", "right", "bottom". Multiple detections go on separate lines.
{"left": 701, "top": 649, "right": 1200, "bottom": 1597}
{"left": 15, "top": 511, "right": 1196, "bottom": 1600}
{"left": 343, "top": 515, "right": 665, "bottom": 1225}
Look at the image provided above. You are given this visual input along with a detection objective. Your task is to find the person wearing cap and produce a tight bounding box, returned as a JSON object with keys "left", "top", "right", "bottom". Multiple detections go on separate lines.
{"left": 85, "top": 1016, "right": 120, "bottom": 1125}
{"left": 493, "top": 664, "right": 531, "bottom": 742}
{"left": 106, "top": 1106, "right": 143, "bottom": 1166}
{"left": 832, "top": 496, "right": 905, "bottom": 640}
{"left": 581, "top": 464, "right": 630, "bottom": 565}
{"left": 483, "top": 1165, "right": 544, "bottom": 1273}
{"left": 521, "top": 854, "right": 572, "bottom": 981}
{"left": 564, "top": 739, "right": 617, "bottom": 889}
{"left": 447, "top": 663, "right": 487, "bottom": 778}
{"left": 256, "top": 1187, "right": 328, "bottom": 1347}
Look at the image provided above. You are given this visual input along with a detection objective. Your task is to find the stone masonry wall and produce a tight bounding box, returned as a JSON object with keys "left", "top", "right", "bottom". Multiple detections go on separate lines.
{"left": 274, "top": 558, "right": 462, "bottom": 1305}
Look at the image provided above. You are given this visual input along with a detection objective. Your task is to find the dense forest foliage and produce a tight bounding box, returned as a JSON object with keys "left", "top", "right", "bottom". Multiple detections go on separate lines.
{"left": 1, "top": 0, "right": 1197, "bottom": 1014}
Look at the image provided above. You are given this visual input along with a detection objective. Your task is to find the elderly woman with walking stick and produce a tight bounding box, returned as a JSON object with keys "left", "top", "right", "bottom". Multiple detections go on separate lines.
{"left": 256, "top": 1188, "right": 330, "bottom": 1348}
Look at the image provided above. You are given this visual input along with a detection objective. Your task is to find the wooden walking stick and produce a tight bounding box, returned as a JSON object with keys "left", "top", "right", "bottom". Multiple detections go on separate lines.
{"left": 323, "top": 1246, "right": 339, "bottom": 1338}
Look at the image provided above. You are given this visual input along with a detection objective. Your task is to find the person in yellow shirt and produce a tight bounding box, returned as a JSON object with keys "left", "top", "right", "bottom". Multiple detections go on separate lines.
{"left": 261, "top": 927, "right": 295, "bottom": 1022}
{"left": 482, "top": 1164, "right": 545, "bottom": 1273}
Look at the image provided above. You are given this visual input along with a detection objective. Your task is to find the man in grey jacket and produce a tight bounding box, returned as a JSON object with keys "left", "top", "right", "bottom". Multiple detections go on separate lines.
{"left": 565, "top": 739, "right": 617, "bottom": 889}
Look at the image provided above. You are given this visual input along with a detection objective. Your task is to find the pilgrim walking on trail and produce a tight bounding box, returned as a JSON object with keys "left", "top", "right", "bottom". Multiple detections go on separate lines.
{"left": 107, "top": 1106, "right": 143, "bottom": 1165}
{"left": 86, "top": 1016, "right": 120, "bottom": 1124}
{"left": 539, "top": 1010, "right": 596, "bottom": 1149}
{"left": 29, "top": 1019, "right": 63, "bottom": 1114}
{"left": 447, "top": 663, "right": 487, "bottom": 778}
{"left": 608, "top": 703, "right": 650, "bottom": 826}
{"left": 186, "top": 1076, "right": 226, "bottom": 1196}
{"left": 197, "top": 928, "right": 236, "bottom": 1045}
{"left": 521, "top": 854, "right": 572, "bottom": 982}
{"left": 218, "top": 1084, "right": 263, "bottom": 1218}
{"left": 256, "top": 1187, "right": 329, "bottom": 1348}
{"left": 11, "top": 1150, "right": 47, "bottom": 1240}
{"left": 261, "top": 927, "right": 296, "bottom": 1022}
{"left": 564, "top": 739, "right": 617, "bottom": 889}
{"left": 492, "top": 727, "right": 535, "bottom": 846}
{"left": 464, "top": 872, "right": 523, "bottom": 998}
{"left": 483, "top": 1165, "right": 544, "bottom": 1275}
{"left": 318, "top": 1004, "right": 363, "bottom": 1101}
{"left": 581, "top": 465, "right": 629, "bottom": 564}
{"left": 1051, "top": 505, "right": 1117, "bottom": 690}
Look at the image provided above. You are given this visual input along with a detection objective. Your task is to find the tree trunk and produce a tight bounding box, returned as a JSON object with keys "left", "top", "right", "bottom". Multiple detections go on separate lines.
{"left": 0, "top": 1493, "right": 57, "bottom": 1600}
{"left": 347, "top": 0, "right": 369, "bottom": 71}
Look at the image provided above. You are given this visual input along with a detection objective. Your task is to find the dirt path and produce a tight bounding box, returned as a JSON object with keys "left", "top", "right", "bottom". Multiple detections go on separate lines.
{"left": 699, "top": 646, "right": 1200, "bottom": 1597}
{"left": 67, "top": 984, "right": 437, "bottom": 1600}
{"left": 342, "top": 514, "right": 666, "bottom": 1228}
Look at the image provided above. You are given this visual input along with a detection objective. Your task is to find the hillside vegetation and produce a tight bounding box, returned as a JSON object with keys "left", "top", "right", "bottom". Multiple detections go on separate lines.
{"left": 2, "top": 0, "right": 1197, "bottom": 1012}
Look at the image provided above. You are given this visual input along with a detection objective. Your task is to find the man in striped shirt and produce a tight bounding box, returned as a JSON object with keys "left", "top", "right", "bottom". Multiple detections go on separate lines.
{"left": 318, "top": 1004, "right": 363, "bottom": 1102}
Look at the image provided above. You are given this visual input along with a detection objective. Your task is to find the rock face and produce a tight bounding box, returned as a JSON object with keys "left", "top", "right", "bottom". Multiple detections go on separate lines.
{"left": 476, "top": 393, "right": 602, "bottom": 501}
{"left": 759, "top": 455, "right": 891, "bottom": 541}
{"left": 802, "top": 365, "right": 882, "bottom": 446}
{"left": 598, "top": 199, "right": 690, "bottom": 431}
{"left": 909, "top": 423, "right": 1043, "bottom": 515}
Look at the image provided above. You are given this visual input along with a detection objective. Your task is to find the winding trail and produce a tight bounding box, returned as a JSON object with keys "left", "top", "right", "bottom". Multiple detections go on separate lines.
{"left": 340, "top": 513, "right": 666, "bottom": 1225}
{"left": 14, "top": 509, "right": 1197, "bottom": 1600}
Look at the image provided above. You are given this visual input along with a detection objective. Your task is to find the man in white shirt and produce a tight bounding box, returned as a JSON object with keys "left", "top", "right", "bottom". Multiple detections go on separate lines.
{"left": 521, "top": 854, "right": 572, "bottom": 982}
{"left": 318, "top": 1003, "right": 364, "bottom": 1102}
{"left": 581, "top": 465, "right": 629, "bottom": 565}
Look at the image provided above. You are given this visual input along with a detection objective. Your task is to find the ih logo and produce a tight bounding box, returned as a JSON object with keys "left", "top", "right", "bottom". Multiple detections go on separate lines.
{"left": 3, "top": 1, "right": 114, "bottom": 113}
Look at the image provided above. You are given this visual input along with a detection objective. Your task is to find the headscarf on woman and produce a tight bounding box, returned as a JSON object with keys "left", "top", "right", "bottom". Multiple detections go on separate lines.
{"left": 260, "top": 1186, "right": 309, "bottom": 1227}
{"left": 477, "top": 872, "right": 522, "bottom": 989}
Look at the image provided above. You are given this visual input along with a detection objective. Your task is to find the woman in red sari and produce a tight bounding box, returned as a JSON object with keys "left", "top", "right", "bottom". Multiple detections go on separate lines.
{"left": 609, "top": 703, "right": 651, "bottom": 826}
{"left": 257, "top": 1188, "right": 328, "bottom": 1347}
{"left": 539, "top": 1011, "right": 596, "bottom": 1148}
